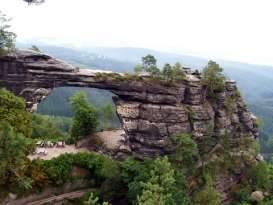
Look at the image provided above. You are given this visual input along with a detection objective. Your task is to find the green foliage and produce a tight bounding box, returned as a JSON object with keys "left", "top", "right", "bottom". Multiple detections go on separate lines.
{"left": 134, "top": 54, "right": 160, "bottom": 76}
{"left": 134, "top": 64, "right": 144, "bottom": 74}
{"left": 162, "top": 63, "right": 173, "bottom": 80}
{"left": 171, "top": 133, "right": 199, "bottom": 170}
{"left": 70, "top": 91, "right": 98, "bottom": 142}
{"left": 162, "top": 62, "right": 186, "bottom": 81}
{"left": 121, "top": 158, "right": 151, "bottom": 202}
{"left": 172, "top": 170, "right": 192, "bottom": 205}
{"left": 136, "top": 157, "right": 176, "bottom": 205}
{"left": 141, "top": 54, "right": 160, "bottom": 75}
{"left": 0, "top": 11, "right": 16, "bottom": 55}
{"left": 27, "top": 154, "right": 194, "bottom": 204}
{"left": 0, "top": 122, "right": 33, "bottom": 188}
{"left": 30, "top": 45, "right": 41, "bottom": 52}
{"left": 32, "top": 113, "right": 71, "bottom": 141}
{"left": 193, "top": 174, "right": 220, "bottom": 205}
{"left": 85, "top": 192, "right": 99, "bottom": 205}
{"left": 134, "top": 55, "right": 186, "bottom": 82}
{"left": 172, "top": 62, "right": 186, "bottom": 80}
{"left": 0, "top": 88, "right": 32, "bottom": 137}
{"left": 232, "top": 159, "right": 273, "bottom": 205}
{"left": 101, "top": 103, "right": 114, "bottom": 129}
{"left": 34, "top": 152, "right": 120, "bottom": 186}
{"left": 201, "top": 60, "right": 226, "bottom": 96}
{"left": 18, "top": 177, "right": 33, "bottom": 191}
{"left": 224, "top": 96, "right": 237, "bottom": 115}
{"left": 38, "top": 87, "right": 121, "bottom": 130}
{"left": 85, "top": 192, "right": 110, "bottom": 205}
{"left": 250, "top": 162, "right": 271, "bottom": 190}
{"left": 233, "top": 185, "right": 252, "bottom": 205}
{"left": 121, "top": 157, "right": 190, "bottom": 205}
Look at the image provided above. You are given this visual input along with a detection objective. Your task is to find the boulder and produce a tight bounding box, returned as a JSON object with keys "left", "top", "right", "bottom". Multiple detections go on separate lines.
{"left": 251, "top": 191, "right": 264, "bottom": 202}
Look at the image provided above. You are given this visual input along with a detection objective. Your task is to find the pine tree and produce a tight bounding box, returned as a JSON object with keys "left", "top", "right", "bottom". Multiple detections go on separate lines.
{"left": 70, "top": 91, "right": 98, "bottom": 142}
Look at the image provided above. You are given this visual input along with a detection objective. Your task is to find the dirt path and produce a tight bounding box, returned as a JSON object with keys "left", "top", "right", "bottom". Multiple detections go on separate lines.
{"left": 27, "top": 190, "right": 88, "bottom": 205}
{"left": 29, "top": 129, "right": 125, "bottom": 160}
{"left": 7, "top": 189, "right": 90, "bottom": 205}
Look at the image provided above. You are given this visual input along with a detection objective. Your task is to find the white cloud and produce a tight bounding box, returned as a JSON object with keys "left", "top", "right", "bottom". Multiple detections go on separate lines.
{"left": 1, "top": 0, "right": 273, "bottom": 65}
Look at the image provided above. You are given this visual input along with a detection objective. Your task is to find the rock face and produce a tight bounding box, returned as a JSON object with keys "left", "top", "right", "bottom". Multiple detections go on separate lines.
{"left": 0, "top": 50, "right": 258, "bottom": 155}
{"left": 0, "top": 50, "right": 259, "bottom": 204}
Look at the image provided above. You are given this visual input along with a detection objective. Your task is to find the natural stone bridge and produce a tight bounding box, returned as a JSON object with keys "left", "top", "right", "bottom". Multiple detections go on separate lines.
{"left": 0, "top": 50, "right": 258, "bottom": 158}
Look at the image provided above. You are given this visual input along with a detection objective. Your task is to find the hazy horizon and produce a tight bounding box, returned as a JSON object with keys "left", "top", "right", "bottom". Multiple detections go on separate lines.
{"left": 2, "top": 0, "right": 273, "bottom": 66}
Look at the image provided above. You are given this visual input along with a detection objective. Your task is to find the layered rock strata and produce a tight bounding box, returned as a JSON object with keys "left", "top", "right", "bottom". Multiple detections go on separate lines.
{"left": 0, "top": 50, "right": 258, "bottom": 157}
{"left": 0, "top": 50, "right": 260, "bottom": 204}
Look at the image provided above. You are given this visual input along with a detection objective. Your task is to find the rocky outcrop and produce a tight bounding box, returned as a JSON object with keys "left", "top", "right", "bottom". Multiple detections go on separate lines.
{"left": 0, "top": 50, "right": 259, "bottom": 204}
{"left": 0, "top": 50, "right": 258, "bottom": 157}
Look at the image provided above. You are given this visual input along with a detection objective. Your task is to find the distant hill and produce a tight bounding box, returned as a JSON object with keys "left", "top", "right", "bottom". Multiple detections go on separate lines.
{"left": 85, "top": 47, "right": 208, "bottom": 68}
{"left": 17, "top": 43, "right": 273, "bottom": 155}
{"left": 17, "top": 44, "right": 135, "bottom": 73}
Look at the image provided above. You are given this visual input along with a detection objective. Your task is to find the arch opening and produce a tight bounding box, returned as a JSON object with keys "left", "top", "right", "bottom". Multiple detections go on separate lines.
{"left": 32, "top": 86, "right": 127, "bottom": 157}
{"left": 37, "top": 86, "right": 121, "bottom": 130}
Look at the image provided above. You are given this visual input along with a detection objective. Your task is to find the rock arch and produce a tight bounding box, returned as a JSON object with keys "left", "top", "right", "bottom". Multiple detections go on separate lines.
{"left": 0, "top": 50, "right": 258, "bottom": 157}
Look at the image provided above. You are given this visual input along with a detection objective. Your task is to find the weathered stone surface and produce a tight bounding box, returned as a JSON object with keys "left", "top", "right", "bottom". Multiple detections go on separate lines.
{"left": 121, "top": 118, "right": 138, "bottom": 133}
{"left": 116, "top": 101, "right": 140, "bottom": 119}
{"left": 167, "top": 122, "right": 191, "bottom": 135}
{"left": 137, "top": 120, "right": 168, "bottom": 137}
{"left": 190, "top": 104, "right": 214, "bottom": 120}
{"left": 112, "top": 90, "right": 147, "bottom": 101}
{"left": 240, "top": 112, "right": 255, "bottom": 130}
{"left": 146, "top": 93, "right": 178, "bottom": 104}
{"left": 231, "top": 113, "right": 240, "bottom": 124}
{"left": 225, "top": 80, "right": 237, "bottom": 92}
{"left": 215, "top": 116, "right": 231, "bottom": 129}
{"left": 0, "top": 49, "right": 258, "bottom": 154}
{"left": 140, "top": 104, "right": 188, "bottom": 123}
{"left": 0, "top": 50, "right": 260, "bottom": 205}
{"left": 139, "top": 104, "right": 162, "bottom": 121}
{"left": 215, "top": 91, "right": 226, "bottom": 102}
{"left": 193, "top": 121, "right": 213, "bottom": 132}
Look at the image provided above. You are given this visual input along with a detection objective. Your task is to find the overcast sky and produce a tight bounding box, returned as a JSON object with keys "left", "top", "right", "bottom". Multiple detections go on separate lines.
{"left": 2, "top": 0, "right": 273, "bottom": 65}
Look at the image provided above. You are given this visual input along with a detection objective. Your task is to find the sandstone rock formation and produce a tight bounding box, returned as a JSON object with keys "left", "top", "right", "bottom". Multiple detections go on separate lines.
{"left": 0, "top": 50, "right": 258, "bottom": 156}
{"left": 0, "top": 50, "right": 260, "bottom": 204}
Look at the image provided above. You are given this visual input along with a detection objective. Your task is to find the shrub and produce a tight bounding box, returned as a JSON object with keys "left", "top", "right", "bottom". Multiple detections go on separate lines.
{"left": 85, "top": 192, "right": 110, "bottom": 205}
{"left": 70, "top": 91, "right": 98, "bottom": 142}
{"left": 134, "top": 55, "right": 160, "bottom": 77}
{"left": 170, "top": 133, "right": 199, "bottom": 170}
{"left": 29, "top": 45, "right": 41, "bottom": 52}
{"left": 34, "top": 152, "right": 120, "bottom": 186}
{"left": 0, "top": 88, "right": 32, "bottom": 137}
{"left": 193, "top": 174, "right": 220, "bottom": 205}
{"left": 121, "top": 158, "right": 151, "bottom": 202}
{"left": 249, "top": 162, "right": 271, "bottom": 190}
{"left": 201, "top": 60, "right": 226, "bottom": 97}
{"left": 0, "top": 122, "right": 33, "bottom": 188}
{"left": 136, "top": 157, "right": 176, "bottom": 205}
{"left": 32, "top": 114, "right": 71, "bottom": 141}
{"left": 162, "top": 62, "right": 186, "bottom": 82}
